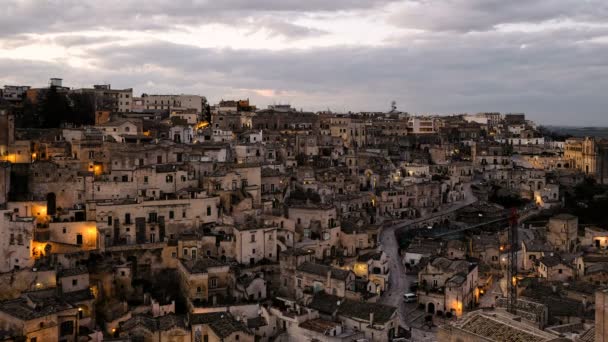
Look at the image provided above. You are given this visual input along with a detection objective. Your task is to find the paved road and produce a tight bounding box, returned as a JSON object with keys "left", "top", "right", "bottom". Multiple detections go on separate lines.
{"left": 378, "top": 183, "right": 478, "bottom": 336}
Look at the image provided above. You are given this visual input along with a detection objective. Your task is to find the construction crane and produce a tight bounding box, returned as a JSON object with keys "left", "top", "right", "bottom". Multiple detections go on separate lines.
{"left": 507, "top": 208, "right": 519, "bottom": 314}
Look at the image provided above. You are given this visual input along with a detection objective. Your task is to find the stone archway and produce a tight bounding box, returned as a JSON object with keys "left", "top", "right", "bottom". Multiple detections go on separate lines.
{"left": 427, "top": 302, "right": 435, "bottom": 314}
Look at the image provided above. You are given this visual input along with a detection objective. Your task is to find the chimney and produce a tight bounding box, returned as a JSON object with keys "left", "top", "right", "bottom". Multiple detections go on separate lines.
{"left": 369, "top": 312, "right": 374, "bottom": 326}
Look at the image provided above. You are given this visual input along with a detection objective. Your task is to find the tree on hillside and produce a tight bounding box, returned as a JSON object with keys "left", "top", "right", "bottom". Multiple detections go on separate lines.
{"left": 68, "top": 92, "right": 96, "bottom": 125}
{"left": 39, "top": 86, "right": 71, "bottom": 128}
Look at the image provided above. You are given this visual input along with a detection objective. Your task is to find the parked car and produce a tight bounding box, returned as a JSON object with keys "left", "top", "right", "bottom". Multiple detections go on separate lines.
{"left": 403, "top": 293, "right": 417, "bottom": 303}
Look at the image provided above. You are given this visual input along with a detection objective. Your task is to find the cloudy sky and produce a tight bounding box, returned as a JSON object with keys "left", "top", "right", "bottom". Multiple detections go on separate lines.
{"left": 2, "top": 0, "right": 608, "bottom": 125}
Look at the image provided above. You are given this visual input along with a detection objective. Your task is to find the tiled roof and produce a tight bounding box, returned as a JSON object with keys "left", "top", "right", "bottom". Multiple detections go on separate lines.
{"left": 297, "top": 262, "right": 352, "bottom": 281}
{"left": 208, "top": 314, "right": 251, "bottom": 338}
{"left": 299, "top": 318, "right": 340, "bottom": 333}
{"left": 120, "top": 314, "right": 187, "bottom": 333}
{"left": 357, "top": 251, "right": 382, "bottom": 262}
{"left": 308, "top": 293, "right": 396, "bottom": 325}
{"left": 524, "top": 240, "right": 554, "bottom": 252}
{"left": 64, "top": 288, "right": 95, "bottom": 303}
{"left": 309, "top": 293, "right": 341, "bottom": 315}
{"left": 539, "top": 255, "right": 563, "bottom": 268}
{"left": 58, "top": 266, "right": 88, "bottom": 278}
{"left": 190, "top": 312, "right": 226, "bottom": 325}
{"left": 583, "top": 255, "right": 608, "bottom": 263}
{"left": 577, "top": 326, "right": 595, "bottom": 342}
{"left": 281, "top": 248, "right": 315, "bottom": 257}
{"left": 158, "top": 314, "right": 187, "bottom": 331}
{"left": 120, "top": 315, "right": 157, "bottom": 332}
{"left": 446, "top": 273, "right": 467, "bottom": 287}
{"left": 0, "top": 290, "right": 75, "bottom": 320}
{"left": 455, "top": 312, "right": 555, "bottom": 342}
{"left": 180, "top": 258, "right": 227, "bottom": 274}
{"left": 247, "top": 316, "right": 267, "bottom": 329}
{"left": 586, "top": 263, "right": 608, "bottom": 274}
{"left": 338, "top": 299, "right": 396, "bottom": 325}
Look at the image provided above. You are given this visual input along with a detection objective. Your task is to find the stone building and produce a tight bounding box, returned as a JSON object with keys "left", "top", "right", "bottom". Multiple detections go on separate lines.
{"left": 232, "top": 221, "right": 278, "bottom": 265}
{"left": 190, "top": 312, "right": 254, "bottom": 342}
{"left": 547, "top": 214, "right": 578, "bottom": 252}
{"left": 309, "top": 293, "right": 399, "bottom": 342}
{"left": 417, "top": 257, "right": 479, "bottom": 317}
{"left": 295, "top": 262, "right": 355, "bottom": 299}
{"left": 0, "top": 210, "right": 35, "bottom": 272}
{"left": 176, "top": 258, "right": 232, "bottom": 309}
{"left": 0, "top": 289, "right": 81, "bottom": 342}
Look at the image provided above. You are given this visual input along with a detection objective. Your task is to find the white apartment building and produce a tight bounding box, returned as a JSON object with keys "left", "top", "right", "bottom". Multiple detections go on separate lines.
{"left": 408, "top": 116, "right": 437, "bottom": 134}
{"left": 143, "top": 94, "right": 204, "bottom": 114}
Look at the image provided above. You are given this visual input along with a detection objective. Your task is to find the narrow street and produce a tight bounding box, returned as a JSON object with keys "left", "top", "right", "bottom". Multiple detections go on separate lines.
{"left": 378, "top": 184, "right": 477, "bottom": 340}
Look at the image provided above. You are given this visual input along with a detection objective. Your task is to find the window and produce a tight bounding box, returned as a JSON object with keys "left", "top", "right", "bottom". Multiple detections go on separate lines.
{"left": 250, "top": 234, "right": 256, "bottom": 243}
{"left": 197, "top": 286, "right": 202, "bottom": 293}
{"left": 72, "top": 279, "right": 78, "bottom": 286}
{"left": 143, "top": 176, "right": 148, "bottom": 184}
{"left": 191, "top": 249, "right": 197, "bottom": 259}
{"left": 157, "top": 155, "right": 162, "bottom": 164}
{"left": 207, "top": 206, "right": 212, "bottom": 216}
{"left": 210, "top": 278, "right": 217, "bottom": 289}
{"left": 149, "top": 212, "right": 157, "bottom": 223}
{"left": 166, "top": 175, "right": 173, "bottom": 183}
{"left": 60, "top": 321, "right": 74, "bottom": 337}
{"left": 107, "top": 216, "right": 113, "bottom": 226}
{"left": 297, "top": 278, "right": 302, "bottom": 288}
{"left": 125, "top": 213, "right": 131, "bottom": 224}
{"left": 169, "top": 211, "right": 174, "bottom": 219}
{"left": 183, "top": 248, "right": 188, "bottom": 256}
{"left": 76, "top": 234, "right": 83, "bottom": 245}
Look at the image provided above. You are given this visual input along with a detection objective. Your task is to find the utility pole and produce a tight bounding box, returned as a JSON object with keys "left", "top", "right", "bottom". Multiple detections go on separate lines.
{"left": 507, "top": 208, "right": 519, "bottom": 314}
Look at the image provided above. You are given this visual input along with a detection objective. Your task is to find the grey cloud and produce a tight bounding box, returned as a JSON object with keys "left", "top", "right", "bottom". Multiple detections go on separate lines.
{"left": 2, "top": 0, "right": 608, "bottom": 126}
{"left": 70, "top": 27, "right": 608, "bottom": 125}
{"left": 247, "top": 18, "right": 328, "bottom": 39}
{"left": 52, "top": 35, "right": 123, "bottom": 47}
{"left": 0, "top": 0, "right": 395, "bottom": 37}
{"left": 390, "top": 0, "right": 608, "bottom": 32}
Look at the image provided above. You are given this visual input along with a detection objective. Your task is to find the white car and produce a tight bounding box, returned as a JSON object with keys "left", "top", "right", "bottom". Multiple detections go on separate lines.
{"left": 403, "top": 293, "right": 417, "bottom": 303}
